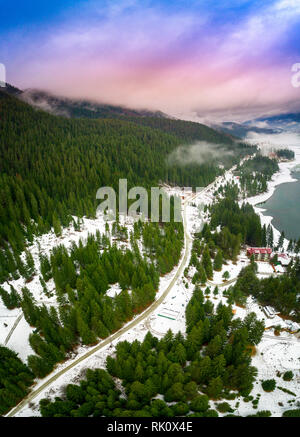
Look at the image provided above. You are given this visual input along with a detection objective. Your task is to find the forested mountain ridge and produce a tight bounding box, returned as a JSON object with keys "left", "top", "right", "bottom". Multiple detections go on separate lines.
{"left": 1, "top": 84, "right": 166, "bottom": 119}
{"left": 122, "top": 116, "right": 240, "bottom": 146}
{"left": 0, "top": 90, "right": 253, "bottom": 258}
{"left": 20, "top": 87, "right": 241, "bottom": 145}
{"left": 21, "top": 89, "right": 167, "bottom": 120}
{"left": 3, "top": 83, "right": 241, "bottom": 145}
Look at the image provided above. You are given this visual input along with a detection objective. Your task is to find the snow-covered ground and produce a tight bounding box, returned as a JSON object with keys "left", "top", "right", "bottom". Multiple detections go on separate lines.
{"left": 6, "top": 179, "right": 214, "bottom": 416}
{"left": 211, "top": 335, "right": 300, "bottom": 417}
{"left": 0, "top": 213, "right": 138, "bottom": 359}
{"left": 3, "top": 161, "right": 300, "bottom": 417}
{"left": 163, "top": 159, "right": 300, "bottom": 416}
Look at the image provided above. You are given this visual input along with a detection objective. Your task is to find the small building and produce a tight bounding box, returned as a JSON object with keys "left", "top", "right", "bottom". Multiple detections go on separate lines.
{"left": 247, "top": 247, "right": 272, "bottom": 261}
{"left": 262, "top": 306, "right": 276, "bottom": 319}
{"left": 277, "top": 253, "right": 291, "bottom": 267}
{"left": 268, "top": 152, "right": 278, "bottom": 160}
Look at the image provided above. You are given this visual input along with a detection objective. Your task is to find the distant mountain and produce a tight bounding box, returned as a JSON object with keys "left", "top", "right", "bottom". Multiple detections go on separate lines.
{"left": 246, "top": 113, "right": 300, "bottom": 133}
{"left": 248, "top": 112, "right": 300, "bottom": 124}
{"left": 211, "top": 121, "right": 278, "bottom": 139}
{"left": 212, "top": 111, "right": 300, "bottom": 139}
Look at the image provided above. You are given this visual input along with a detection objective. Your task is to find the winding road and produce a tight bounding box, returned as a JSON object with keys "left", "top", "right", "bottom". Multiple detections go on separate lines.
{"left": 6, "top": 189, "right": 202, "bottom": 417}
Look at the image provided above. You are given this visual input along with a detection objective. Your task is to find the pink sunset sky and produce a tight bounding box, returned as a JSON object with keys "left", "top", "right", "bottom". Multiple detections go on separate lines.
{"left": 1, "top": 0, "right": 300, "bottom": 121}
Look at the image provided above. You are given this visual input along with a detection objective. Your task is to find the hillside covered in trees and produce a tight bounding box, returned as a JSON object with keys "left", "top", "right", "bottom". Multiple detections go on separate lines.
{"left": 237, "top": 155, "right": 279, "bottom": 196}
{"left": 0, "top": 90, "right": 253, "bottom": 282}
{"left": 19, "top": 88, "right": 167, "bottom": 120}
{"left": 0, "top": 346, "right": 34, "bottom": 415}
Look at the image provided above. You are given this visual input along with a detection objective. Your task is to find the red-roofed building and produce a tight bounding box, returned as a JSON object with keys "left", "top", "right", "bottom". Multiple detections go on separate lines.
{"left": 247, "top": 247, "right": 272, "bottom": 261}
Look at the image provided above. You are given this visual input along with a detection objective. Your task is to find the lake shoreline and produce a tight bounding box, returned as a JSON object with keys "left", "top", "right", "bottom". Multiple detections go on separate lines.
{"left": 243, "top": 145, "right": 300, "bottom": 248}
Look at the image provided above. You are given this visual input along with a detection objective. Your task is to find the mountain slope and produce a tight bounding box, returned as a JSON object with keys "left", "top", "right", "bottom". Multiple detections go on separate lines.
{"left": 0, "top": 89, "right": 253, "bottom": 260}
{"left": 1, "top": 83, "right": 167, "bottom": 119}
{"left": 123, "top": 116, "right": 239, "bottom": 145}
{"left": 2, "top": 84, "right": 245, "bottom": 143}
{"left": 18, "top": 88, "right": 167, "bottom": 120}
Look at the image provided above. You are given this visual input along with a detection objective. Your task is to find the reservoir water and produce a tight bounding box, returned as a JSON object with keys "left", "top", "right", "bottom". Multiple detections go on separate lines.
{"left": 257, "top": 171, "right": 300, "bottom": 241}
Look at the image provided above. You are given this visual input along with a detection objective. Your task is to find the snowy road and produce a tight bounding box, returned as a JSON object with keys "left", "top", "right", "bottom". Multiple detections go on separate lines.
{"left": 6, "top": 188, "right": 205, "bottom": 417}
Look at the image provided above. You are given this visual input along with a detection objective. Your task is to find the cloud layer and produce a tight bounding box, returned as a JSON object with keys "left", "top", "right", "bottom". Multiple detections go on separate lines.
{"left": 1, "top": 0, "right": 300, "bottom": 120}
{"left": 167, "top": 142, "right": 234, "bottom": 166}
